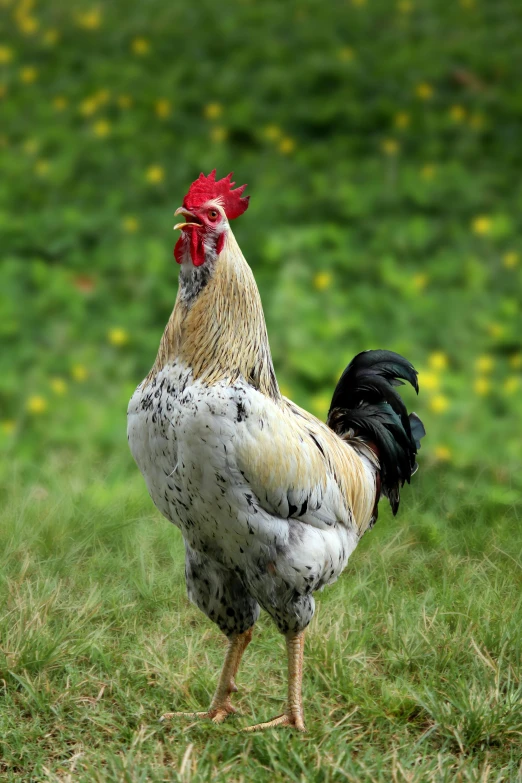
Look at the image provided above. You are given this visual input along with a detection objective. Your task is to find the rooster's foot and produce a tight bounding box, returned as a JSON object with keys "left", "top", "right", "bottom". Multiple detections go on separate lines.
{"left": 243, "top": 711, "right": 306, "bottom": 732}
{"left": 160, "top": 699, "right": 238, "bottom": 725}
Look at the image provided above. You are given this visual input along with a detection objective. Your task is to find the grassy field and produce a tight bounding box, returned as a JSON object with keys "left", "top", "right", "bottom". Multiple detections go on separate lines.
{"left": 1, "top": 458, "right": 521, "bottom": 782}
{"left": 2, "top": 0, "right": 522, "bottom": 779}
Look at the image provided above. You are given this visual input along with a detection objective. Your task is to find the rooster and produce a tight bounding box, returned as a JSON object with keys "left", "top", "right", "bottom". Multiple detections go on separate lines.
{"left": 127, "top": 171, "right": 425, "bottom": 731}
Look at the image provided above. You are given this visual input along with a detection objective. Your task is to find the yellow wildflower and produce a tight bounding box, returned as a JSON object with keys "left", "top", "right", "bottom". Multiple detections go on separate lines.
{"left": 279, "top": 137, "right": 296, "bottom": 154}
{"left": 122, "top": 216, "right": 140, "bottom": 233}
{"left": 420, "top": 164, "right": 436, "bottom": 180}
{"left": 27, "top": 395, "right": 47, "bottom": 414}
{"left": 418, "top": 371, "right": 439, "bottom": 391}
{"left": 145, "top": 165, "right": 165, "bottom": 184}
{"left": 412, "top": 273, "right": 428, "bottom": 291}
{"left": 23, "top": 138, "right": 39, "bottom": 154}
{"left": 77, "top": 8, "right": 102, "bottom": 29}
{"left": 71, "top": 364, "right": 88, "bottom": 382}
{"left": 264, "top": 124, "right": 281, "bottom": 140}
{"left": 475, "top": 355, "right": 493, "bottom": 374}
{"left": 314, "top": 272, "right": 332, "bottom": 291}
{"left": 338, "top": 47, "right": 355, "bottom": 62}
{"left": 469, "top": 112, "right": 484, "bottom": 130}
{"left": 381, "top": 138, "right": 400, "bottom": 156}
{"left": 471, "top": 215, "right": 491, "bottom": 235}
{"left": 415, "top": 82, "right": 434, "bottom": 100}
{"left": 397, "top": 0, "right": 413, "bottom": 13}
{"left": 503, "top": 251, "right": 519, "bottom": 269}
{"left": 79, "top": 97, "right": 98, "bottom": 116}
{"left": 509, "top": 353, "right": 522, "bottom": 369}
{"left": 394, "top": 111, "right": 410, "bottom": 129}
{"left": 311, "top": 394, "right": 331, "bottom": 419}
{"left": 434, "top": 445, "right": 452, "bottom": 462}
{"left": 131, "top": 37, "right": 150, "bottom": 55}
{"left": 117, "top": 95, "right": 133, "bottom": 109}
{"left": 108, "top": 327, "right": 129, "bottom": 346}
{"left": 204, "top": 102, "right": 223, "bottom": 119}
{"left": 487, "top": 322, "right": 505, "bottom": 339}
{"left": 449, "top": 105, "right": 466, "bottom": 122}
{"left": 53, "top": 96, "right": 68, "bottom": 111}
{"left": 34, "top": 159, "right": 50, "bottom": 176}
{"left": 155, "top": 98, "right": 172, "bottom": 118}
{"left": 20, "top": 66, "right": 38, "bottom": 83}
{"left": 43, "top": 29, "right": 59, "bottom": 46}
{"left": 429, "top": 352, "right": 448, "bottom": 371}
{"left": 18, "top": 15, "right": 39, "bottom": 35}
{"left": 503, "top": 376, "right": 519, "bottom": 395}
{"left": 1, "top": 420, "right": 16, "bottom": 435}
{"left": 473, "top": 377, "right": 490, "bottom": 396}
{"left": 94, "top": 89, "right": 110, "bottom": 105}
{"left": 50, "top": 377, "right": 67, "bottom": 395}
{"left": 429, "top": 394, "right": 449, "bottom": 414}
{"left": 210, "top": 126, "right": 228, "bottom": 143}
{"left": 92, "top": 119, "right": 111, "bottom": 137}
{"left": 0, "top": 45, "right": 13, "bottom": 64}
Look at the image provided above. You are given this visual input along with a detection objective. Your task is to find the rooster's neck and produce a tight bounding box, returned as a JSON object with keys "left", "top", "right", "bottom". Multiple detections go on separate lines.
{"left": 148, "top": 230, "right": 281, "bottom": 400}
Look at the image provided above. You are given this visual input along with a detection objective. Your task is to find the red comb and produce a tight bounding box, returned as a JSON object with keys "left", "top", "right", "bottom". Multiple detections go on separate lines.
{"left": 183, "top": 170, "right": 250, "bottom": 220}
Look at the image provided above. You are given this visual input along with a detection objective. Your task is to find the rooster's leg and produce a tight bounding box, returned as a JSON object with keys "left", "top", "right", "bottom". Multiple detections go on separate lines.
{"left": 228, "top": 625, "right": 253, "bottom": 693}
{"left": 243, "top": 629, "right": 306, "bottom": 732}
{"left": 161, "top": 626, "right": 253, "bottom": 724}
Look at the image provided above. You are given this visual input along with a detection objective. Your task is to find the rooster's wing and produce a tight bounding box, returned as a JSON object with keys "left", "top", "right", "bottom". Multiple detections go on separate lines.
{"left": 235, "top": 395, "right": 378, "bottom": 536}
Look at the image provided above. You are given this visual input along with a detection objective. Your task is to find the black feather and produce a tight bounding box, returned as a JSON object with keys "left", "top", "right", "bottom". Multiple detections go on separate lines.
{"left": 327, "top": 349, "right": 425, "bottom": 517}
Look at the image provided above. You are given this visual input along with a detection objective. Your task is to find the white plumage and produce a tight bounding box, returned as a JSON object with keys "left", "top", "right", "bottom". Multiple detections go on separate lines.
{"left": 127, "top": 172, "right": 423, "bottom": 730}
{"left": 128, "top": 360, "right": 369, "bottom": 634}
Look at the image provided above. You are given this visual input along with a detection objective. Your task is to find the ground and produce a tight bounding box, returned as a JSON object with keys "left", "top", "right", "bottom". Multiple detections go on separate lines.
{"left": 1, "top": 460, "right": 521, "bottom": 782}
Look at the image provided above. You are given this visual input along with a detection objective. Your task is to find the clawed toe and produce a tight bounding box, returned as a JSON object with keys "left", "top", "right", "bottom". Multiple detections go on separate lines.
{"left": 160, "top": 700, "right": 238, "bottom": 725}
{"left": 243, "top": 711, "right": 306, "bottom": 732}
{"left": 211, "top": 706, "right": 237, "bottom": 724}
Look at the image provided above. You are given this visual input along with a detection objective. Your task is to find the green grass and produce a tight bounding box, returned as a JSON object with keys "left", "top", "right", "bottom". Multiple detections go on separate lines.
{"left": 1, "top": 458, "right": 521, "bottom": 782}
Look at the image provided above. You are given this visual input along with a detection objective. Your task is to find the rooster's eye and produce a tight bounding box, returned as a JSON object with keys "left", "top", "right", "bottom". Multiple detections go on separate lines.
{"left": 208, "top": 209, "right": 218, "bottom": 220}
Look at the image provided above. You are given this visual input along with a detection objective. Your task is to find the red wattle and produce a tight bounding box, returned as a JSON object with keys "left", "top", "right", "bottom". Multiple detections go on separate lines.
{"left": 174, "top": 228, "right": 221, "bottom": 267}
{"left": 174, "top": 236, "right": 184, "bottom": 264}
{"left": 190, "top": 230, "right": 206, "bottom": 267}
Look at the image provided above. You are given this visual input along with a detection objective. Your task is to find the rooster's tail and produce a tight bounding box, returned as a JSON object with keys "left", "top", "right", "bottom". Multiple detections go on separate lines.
{"left": 327, "top": 349, "right": 425, "bottom": 516}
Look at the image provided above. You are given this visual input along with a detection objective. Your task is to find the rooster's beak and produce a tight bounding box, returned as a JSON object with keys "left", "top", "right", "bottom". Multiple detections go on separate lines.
{"left": 174, "top": 207, "right": 200, "bottom": 230}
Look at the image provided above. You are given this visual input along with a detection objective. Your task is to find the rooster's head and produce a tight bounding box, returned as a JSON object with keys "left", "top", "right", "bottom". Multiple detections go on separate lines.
{"left": 174, "top": 170, "right": 249, "bottom": 267}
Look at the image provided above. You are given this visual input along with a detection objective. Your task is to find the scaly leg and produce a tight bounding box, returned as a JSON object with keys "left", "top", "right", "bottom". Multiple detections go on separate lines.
{"left": 243, "top": 629, "right": 306, "bottom": 732}
{"left": 161, "top": 626, "right": 253, "bottom": 724}
{"left": 229, "top": 625, "right": 253, "bottom": 693}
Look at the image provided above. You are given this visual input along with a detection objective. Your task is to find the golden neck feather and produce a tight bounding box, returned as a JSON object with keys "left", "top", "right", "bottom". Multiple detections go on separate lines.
{"left": 148, "top": 229, "right": 281, "bottom": 400}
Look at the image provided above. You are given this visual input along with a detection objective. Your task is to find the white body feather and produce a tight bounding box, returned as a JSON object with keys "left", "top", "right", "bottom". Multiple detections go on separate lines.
{"left": 128, "top": 362, "right": 369, "bottom": 579}
{"left": 128, "top": 226, "right": 378, "bottom": 633}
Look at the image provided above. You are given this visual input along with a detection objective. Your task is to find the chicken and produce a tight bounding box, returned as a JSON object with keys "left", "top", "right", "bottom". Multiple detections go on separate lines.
{"left": 127, "top": 170, "right": 425, "bottom": 731}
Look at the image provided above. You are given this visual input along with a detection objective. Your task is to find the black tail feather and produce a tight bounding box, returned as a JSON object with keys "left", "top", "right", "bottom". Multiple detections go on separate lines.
{"left": 327, "top": 350, "right": 425, "bottom": 516}
{"left": 409, "top": 412, "right": 426, "bottom": 451}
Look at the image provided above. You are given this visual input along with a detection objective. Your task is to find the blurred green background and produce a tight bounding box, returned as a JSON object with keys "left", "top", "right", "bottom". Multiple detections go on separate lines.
{"left": 1, "top": 0, "right": 522, "bottom": 518}
{"left": 2, "top": 1, "right": 522, "bottom": 779}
